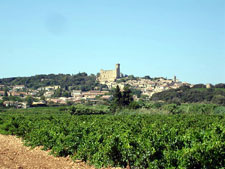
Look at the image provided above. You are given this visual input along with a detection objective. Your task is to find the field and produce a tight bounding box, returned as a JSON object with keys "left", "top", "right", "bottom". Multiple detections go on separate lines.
{"left": 0, "top": 106, "right": 225, "bottom": 168}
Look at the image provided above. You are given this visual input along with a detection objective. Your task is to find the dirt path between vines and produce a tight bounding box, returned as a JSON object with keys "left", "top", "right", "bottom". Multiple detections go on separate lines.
{"left": 0, "top": 134, "right": 120, "bottom": 169}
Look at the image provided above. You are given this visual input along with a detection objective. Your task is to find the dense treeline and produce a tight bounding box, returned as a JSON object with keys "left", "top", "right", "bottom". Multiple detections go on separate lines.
{"left": 0, "top": 111, "right": 224, "bottom": 168}
{"left": 192, "top": 83, "right": 225, "bottom": 89}
{"left": 0, "top": 73, "right": 101, "bottom": 91}
{"left": 151, "top": 86, "right": 225, "bottom": 105}
{"left": 116, "top": 102, "right": 225, "bottom": 115}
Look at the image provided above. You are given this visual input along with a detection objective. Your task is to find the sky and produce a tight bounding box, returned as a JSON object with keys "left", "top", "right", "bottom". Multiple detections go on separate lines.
{"left": 0, "top": 0, "right": 224, "bottom": 84}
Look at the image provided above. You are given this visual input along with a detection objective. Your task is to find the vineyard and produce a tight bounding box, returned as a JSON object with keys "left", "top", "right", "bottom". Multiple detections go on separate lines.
{"left": 0, "top": 109, "right": 225, "bottom": 168}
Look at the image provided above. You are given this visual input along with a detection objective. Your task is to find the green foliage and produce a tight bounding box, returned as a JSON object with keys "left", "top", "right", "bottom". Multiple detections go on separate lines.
{"left": 25, "top": 96, "right": 34, "bottom": 106}
{"left": 116, "top": 78, "right": 127, "bottom": 83}
{"left": 127, "top": 75, "right": 137, "bottom": 80}
{"left": 153, "top": 103, "right": 222, "bottom": 114}
{"left": 162, "top": 104, "right": 180, "bottom": 114}
{"left": 127, "top": 101, "right": 225, "bottom": 115}
{"left": 0, "top": 73, "right": 99, "bottom": 91}
{"left": 214, "top": 106, "right": 225, "bottom": 114}
{"left": 4, "top": 87, "right": 8, "bottom": 96}
{"left": 40, "top": 95, "right": 46, "bottom": 101}
{"left": 143, "top": 75, "right": 151, "bottom": 80}
{"left": 215, "top": 83, "right": 225, "bottom": 88}
{"left": 130, "top": 88, "right": 142, "bottom": 98}
{"left": 112, "top": 85, "right": 122, "bottom": 107}
{"left": 53, "top": 88, "right": 62, "bottom": 97}
{"left": 62, "top": 91, "right": 71, "bottom": 97}
{"left": 0, "top": 111, "right": 224, "bottom": 168}
{"left": 111, "top": 85, "right": 135, "bottom": 112}
{"left": 212, "top": 95, "right": 225, "bottom": 105}
{"left": 121, "top": 86, "right": 133, "bottom": 106}
{"left": 0, "top": 100, "right": 3, "bottom": 107}
{"left": 151, "top": 87, "right": 225, "bottom": 105}
{"left": 142, "top": 102, "right": 163, "bottom": 109}
{"left": 4, "top": 106, "right": 68, "bottom": 114}
{"left": 67, "top": 104, "right": 110, "bottom": 115}
{"left": 192, "top": 84, "right": 206, "bottom": 88}
{"left": 128, "top": 101, "right": 141, "bottom": 109}
{"left": 3, "top": 96, "right": 24, "bottom": 102}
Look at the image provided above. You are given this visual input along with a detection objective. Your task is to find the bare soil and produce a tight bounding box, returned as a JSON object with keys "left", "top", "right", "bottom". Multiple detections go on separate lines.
{"left": 0, "top": 134, "right": 97, "bottom": 169}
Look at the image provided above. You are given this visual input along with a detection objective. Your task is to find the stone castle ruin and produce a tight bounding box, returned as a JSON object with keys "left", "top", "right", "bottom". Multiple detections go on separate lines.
{"left": 98, "top": 64, "right": 121, "bottom": 84}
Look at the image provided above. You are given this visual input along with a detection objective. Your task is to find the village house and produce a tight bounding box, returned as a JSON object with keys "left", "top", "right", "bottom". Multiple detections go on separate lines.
{"left": 45, "top": 86, "right": 60, "bottom": 91}
{"left": 0, "top": 91, "right": 5, "bottom": 96}
{"left": 32, "top": 101, "right": 47, "bottom": 107}
{"left": 71, "top": 90, "right": 82, "bottom": 97}
{"left": 37, "top": 85, "right": 60, "bottom": 91}
{"left": 28, "top": 90, "right": 39, "bottom": 96}
{"left": 44, "top": 91, "right": 55, "bottom": 98}
{"left": 47, "top": 98, "right": 64, "bottom": 104}
{"left": 101, "top": 95, "right": 113, "bottom": 101}
{"left": 4, "top": 101, "right": 28, "bottom": 109}
{"left": 21, "top": 102, "right": 28, "bottom": 109}
{"left": 86, "top": 95, "right": 96, "bottom": 101}
{"left": 13, "top": 85, "right": 25, "bottom": 91}
{"left": 82, "top": 90, "right": 108, "bottom": 97}
{"left": 101, "top": 74, "right": 188, "bottom": 99}
{"left": 3, "top": 101, "right": 19, "bottom": 108}
{"left": 0, "top": 85, "right": 4, "bottom": 90}
{"left": 9, "top": 91, "right": 27, "bottom": 97}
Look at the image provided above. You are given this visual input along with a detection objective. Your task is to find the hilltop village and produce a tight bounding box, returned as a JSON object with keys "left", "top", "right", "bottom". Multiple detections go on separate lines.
{"left": 98, "top": 64, "right": 190, "bottom": 96}
{"left": 0, "top": 64, "right": 190, "bottom": 108}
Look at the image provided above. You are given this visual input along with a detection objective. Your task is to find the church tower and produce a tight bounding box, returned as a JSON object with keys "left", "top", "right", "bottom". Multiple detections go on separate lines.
{"left": 115, "top": 64, "right": 120, "bottom": 78}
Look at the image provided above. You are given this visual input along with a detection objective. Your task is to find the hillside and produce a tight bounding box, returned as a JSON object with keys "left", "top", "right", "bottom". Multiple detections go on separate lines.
{"left": 0, "top": 73, "right": 101, "bottom": 91}
{"left": 151, "top": 85, "right": 225, "bottom": 105}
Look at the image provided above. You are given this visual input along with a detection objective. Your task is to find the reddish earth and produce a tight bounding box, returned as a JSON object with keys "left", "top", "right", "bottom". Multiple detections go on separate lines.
{"left": 0, "top": 134, "right": 121, "bottom": 169}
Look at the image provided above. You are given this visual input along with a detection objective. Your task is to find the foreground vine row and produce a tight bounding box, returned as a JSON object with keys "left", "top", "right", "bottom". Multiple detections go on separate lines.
{"left": 0, "top": 112, "right": 224, "bottom": 168}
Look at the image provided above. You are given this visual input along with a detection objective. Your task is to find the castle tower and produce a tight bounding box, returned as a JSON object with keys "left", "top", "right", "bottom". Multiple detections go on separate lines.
{"left": 115, "top": 64, "right": 120, "bottom": 78}
{"left": 174, "top": 76, "right": 177, "bottom": 82}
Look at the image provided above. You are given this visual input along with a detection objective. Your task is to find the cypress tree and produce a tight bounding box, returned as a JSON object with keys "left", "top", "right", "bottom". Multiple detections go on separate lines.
{"left": 113, "top": 85, "right": 122, "bottom": 106}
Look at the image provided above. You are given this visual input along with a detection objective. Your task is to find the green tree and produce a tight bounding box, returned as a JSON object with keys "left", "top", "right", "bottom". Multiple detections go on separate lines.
{"left": 62, "top": 91, "right": 71, "bottom": 98}
{"left": 212, "top": 95, "right": 225, "bottom": 105}
{"left": 143, "top": 75, "right": 151, "bottom": 79}
{"left": 113, "top": 85, "right": 122, "bottom": 106}
{"left": 54, "top": 88, "right": 62, "bottom": 97}
{"left": 26, "top": 96, "right": 34, "bottom": 106}
{"left": 4, "top": 87, "right": 8, "bottom": 97}
{"left": 0, "top": 100, "right": 3, "bottom": 107}
{"left": 111, "top": 85, "right": 134, "bottom": 110}
{"left": 128, "top": 75, "right": 136, "bottom": 80}
{"left": 131, "top": 88, "right": 142, "bottom": 98}
{"left": 110, "top": 85, "right": 122, "bottom": 112}
{"left": 121, "top": 85, "right": 133, "bottom": 106}
{"left": 40, "top": 95, "right": 46, "bottom": 101}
